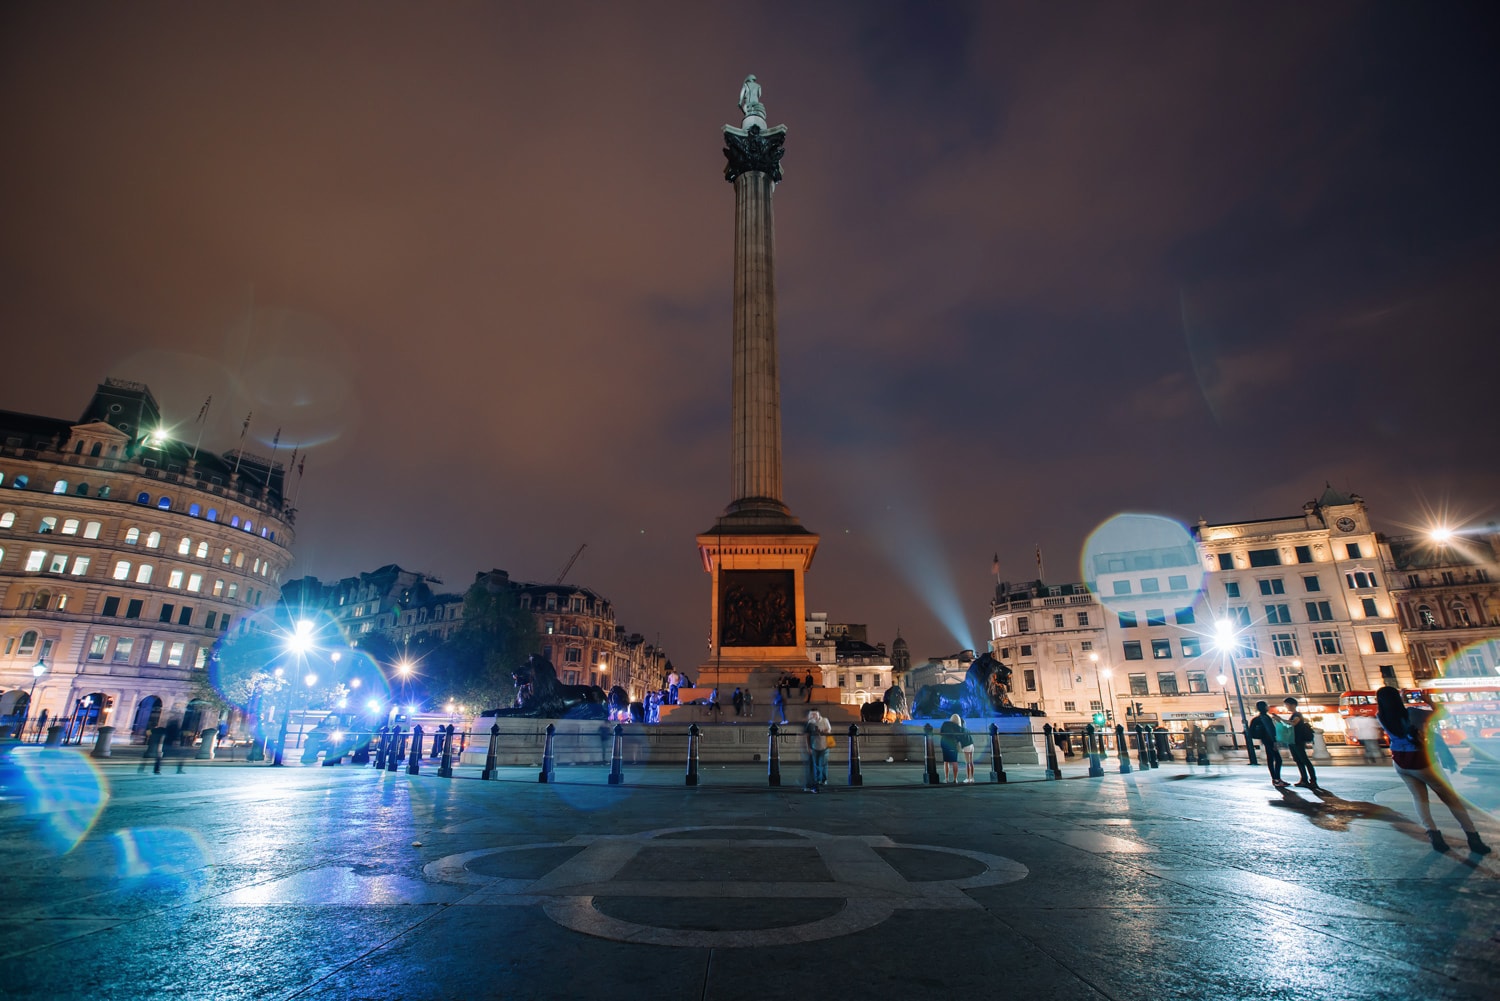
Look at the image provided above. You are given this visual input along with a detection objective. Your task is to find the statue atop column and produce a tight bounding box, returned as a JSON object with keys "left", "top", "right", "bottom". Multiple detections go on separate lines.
{"left": 738, "top": 74, "right": 765, "bottom": 123}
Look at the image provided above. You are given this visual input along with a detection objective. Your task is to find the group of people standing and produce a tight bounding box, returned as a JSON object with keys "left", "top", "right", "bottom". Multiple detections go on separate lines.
{"left": 1247, "top": 697, "right": 1323, "bottom": 791}
{"left": 802, "top": 709, "right": 833, "bottom": 792}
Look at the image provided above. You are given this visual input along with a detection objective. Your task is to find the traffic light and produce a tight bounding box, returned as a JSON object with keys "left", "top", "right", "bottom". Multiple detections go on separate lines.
{"left": 1105, "top": 709, "right": 1114, "bottom": 723}
{"left": 1091, "top": 712, "right": 1106, "bottom": 727}
{"left": 1134, "top": 701, "right": 1144, "bottom": 717}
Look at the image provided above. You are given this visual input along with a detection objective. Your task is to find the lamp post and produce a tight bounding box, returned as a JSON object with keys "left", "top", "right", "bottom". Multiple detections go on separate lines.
{"left": 1090, "top": 653, "right": 1120, "bottom": 730}
{"left": 1216, "top": 672, "right": 1233, "bottom": 746}
{"left": 273, "top": 620, "right": 318, "bottom": 766}
{"left": 1214, "top": 619, "right": 1258, "bottom": 765}
{"left": 24, "top": 659, "right": 46, "bottom": 735}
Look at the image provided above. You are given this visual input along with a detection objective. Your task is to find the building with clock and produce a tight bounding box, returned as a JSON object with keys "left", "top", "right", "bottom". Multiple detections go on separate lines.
{"left": 0, "top": 379, "right": 296, "bottom": 740}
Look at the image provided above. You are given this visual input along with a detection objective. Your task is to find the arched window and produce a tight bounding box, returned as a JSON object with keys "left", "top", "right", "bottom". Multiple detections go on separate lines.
{"left": 73, "top": 442, "right": 83, "bottom": 454}
{"left": 112, "top": 561, "right": 131, "bottom": 580}
{"left": 18, "top": 631, "right": 38, "bottom": 654}
{"left": 221, "top": 547, "right": 232, "bottom": 564}
{"left": 244, "top": 520, "right": 253, "bottom": 533}
{"left": 212, "top": 579, "right": 224, "bottom": 596}
{"left": 89, "top": 442, "right": 102, "bottom": 457}
{"left": 137, "top": 492, "right": 151, "bottom": 505}
{"left": 97, "top": 485, "right": 110, "bottom": 498}
{"left": 1418, "top": 604, "right": 1436, "bottom": 628}
{"left": 178, "top": 537, "right": 191, "bottom": 555}
{"left": 0, "top": 511, "right": 15, "bottom": 528}
{"left": 52, "top": 480, "right": 68, "bottom": 494}
{"left": 235, "top": 552, "right": 245, "bottom": 568}
{"left": 1451, "top": 603, "right": 1473, "bottom": 627}
{"left": 56, "top": 593, "right": 69, "bottom": 611}
{"left": 135, "top": 564, "right": 153, "bottom": 584}
{"left": 38, "top": 517, "right": 57, "bottom": 533}
{"left": 61, "top": 519, "right": 79, "bottom": 535}
{"left": 268, "top": 531, "right": 275, "bottom": 542}
{"left": 124, "top": 527, "right": 140, "bottom": 545}
{"left": 206, "top": 508, "right": 217, "bottom": 522}
{"left": 32, "top": 591, "right": 50, "bottom": 610}
{"left": 196, "top": 541, "right": 208, "bottom": 558}
{"left": 189, "top": 503, "right": 201, "bottom": 517}
{"left": 146, "top": 531, "right": 161, "bottom": 549}
{"left": 107, "top": 445, "right": 119, "bottom": 457}
{"left": 83, "top": 521, "right": 101, "bottom": 539}
{"left": 157, "top": 496, "right": 171, "bottom": 510}
{"left": 230, "top": 515, "right": 240, "bottom": 528}
{"left": 75, "top": 482, "right": 89, "bottom": 495}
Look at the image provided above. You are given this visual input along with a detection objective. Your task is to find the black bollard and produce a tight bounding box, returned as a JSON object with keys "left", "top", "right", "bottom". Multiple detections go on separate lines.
{"left": 407, "top": 725, "right": 423, "bottom": 775}
{"left": 1086, "top": 723, "right": 1104, "bottom": 777}
{"left": 685, "top": 723, "right": 700, "bottom": 786}
{"left": 1115, "top": 723, "right": 1132, "bottom": 774}
{"left": 1146, "top": 725, "right": 1159, "bottom": 769}
{"left": 923, "top": 723, "right": 941, "bottom": 785}
{"left": 481, "top": 723, "right": 500, "bottom": 781}
{"left": 539, "top": 723, "right": 556, "bottom": 783}
{"left": 373, "top": 727, "right": 387, "bottom": 769}
{"left": 386, "top": 726, "right": 402, "bottom": 772}
{"left": 438, "top": 724, "right": 456, "bottom": 778}
{"left": 989, "top": 723, "right": 1007, "bottom": 783}
{"left": 430, "top": 727, "right": 445, "bottom": 761}
{"left": 352, "top": 731, "right": 371, "bottom": 765}
{"left": 1156, "top": 726, "right": 1174, "bottom": 763}
{"left": 1044, "top": 723, "right": 1062, "bottom": 780}
{"left": 848, "top": 724, "right": 863, "bottom": 786}
{"left": 608, "top": 724, "right": 625, "bottom": 785}
{"left": 767, "top": 722, "right": 781, "bottom": 786}
{"left": 1134, "top": 725, "right": 1149, "bottom": 770}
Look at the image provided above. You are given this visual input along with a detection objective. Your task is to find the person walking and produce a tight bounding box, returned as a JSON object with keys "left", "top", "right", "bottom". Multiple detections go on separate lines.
{"left": 803, "top": 672, "right": 815, "bottom": 703}
{"left": 1282, "top": 698, "right": 1323, "bottom": 791}
{"left": 939, "top": 714, "right": 963, "bottom": 784}
{"left": 1349, "top": 713, "right": 1382, "bottom": 763}
{"left": 732, "top": 688, "right": 744, "bottom": 717}
{"left": 1375, "top": 686, "right": 1490, "bottom": 855}
{"left": 1246, "top": 701, "right": 1287, "bottom": 788}
{"left": 802, "top": 710, "right": 821, "bottom": 793}
{"left": 772, "top": 686, "right": 787, "bottom": 724}
{"left": 814, "top": 711, "right": 832, "bottom": 786}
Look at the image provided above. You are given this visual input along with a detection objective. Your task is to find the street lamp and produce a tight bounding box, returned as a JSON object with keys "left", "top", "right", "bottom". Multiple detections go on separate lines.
{"left": 25, "top": 660, "right": 46, "bottom": 741}
{"left": 1090, "top": 652, "right": 1119, "bottom": 726}
{"left": 1214, "top": 619, "right": 1258, "bottom": 765}
{"left": 1216, "top": 672, "right": 1234, "bottom": 746}
{"left": 273, "top": 624, "right": 319, "bottom": 767}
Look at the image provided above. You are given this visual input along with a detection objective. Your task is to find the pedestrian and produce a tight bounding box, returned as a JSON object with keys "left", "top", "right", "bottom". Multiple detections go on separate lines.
{"left": 814, "top": 711, "right": 832, "bottom": 785}
{"left": 1375, "top": 686, "right": 1490, "bottom": 855}
{"left": 960, "top": 722, "right": 976, "bottom": 783}
{"left": 772, "top": 686, "right": 787, "bottom": 724}
{"left": 707, "top": 688, "right": 721, "bottom": 719}
{"left": 1349, "top": 713, "right": 1382, "bottom": 763}
{"left": 667, "top": 669, "right": 681, "bottom": 705}
{"left": 939, "top": 714, "right": 963, "bottom": 784}
{"left": 732, "top": 688, "right": 744, "bottom": 717}
{"left": 802, "top": 710, "right": 821, "bottom": 792}
{"left": 1282, "top": 698, "right": 1323, "bottom": 791}
{"left": 803, "top": 672, "right": 814, "bottom": 703}
{"left": 1245, "top": 702, "right": 1287, "bottom": 788}
{"left": 744, "top": 689, "right": 754, "bottom": 718}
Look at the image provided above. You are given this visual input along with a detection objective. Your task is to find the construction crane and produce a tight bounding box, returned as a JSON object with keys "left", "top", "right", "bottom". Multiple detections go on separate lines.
{"left": 554, "top": 543, "right": 587, "bottom": 584}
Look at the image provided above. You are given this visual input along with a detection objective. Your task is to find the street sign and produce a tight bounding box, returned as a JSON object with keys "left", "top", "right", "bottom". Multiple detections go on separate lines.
{"left": 1161, "top": 711, "right": 1221, "bottom": 721}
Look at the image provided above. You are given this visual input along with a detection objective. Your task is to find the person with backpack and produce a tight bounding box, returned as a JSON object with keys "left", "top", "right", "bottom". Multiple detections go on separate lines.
{"left": 1375, "top": 686, "right": 1490, "bottom": 855}
{"left": 1282, "top": 697, "right": 1323, "bottom": 791}
{"left": 1245, "top": 701, "right": 1287, "bottom": 788}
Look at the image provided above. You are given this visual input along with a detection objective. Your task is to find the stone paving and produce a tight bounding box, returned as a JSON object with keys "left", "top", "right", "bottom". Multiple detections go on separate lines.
{"left": 1, "top": 745, "right": 1497, "bottom": 1000}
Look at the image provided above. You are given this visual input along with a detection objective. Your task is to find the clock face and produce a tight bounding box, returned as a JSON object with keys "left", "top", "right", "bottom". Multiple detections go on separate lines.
{"left": 1336, "top": 517, "right": 1356, "bottom": 533}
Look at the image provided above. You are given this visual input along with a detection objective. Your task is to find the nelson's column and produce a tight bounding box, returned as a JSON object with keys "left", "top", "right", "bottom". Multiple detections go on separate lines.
{"left": 694, "top": 76, "right": 843, "bottom": 715}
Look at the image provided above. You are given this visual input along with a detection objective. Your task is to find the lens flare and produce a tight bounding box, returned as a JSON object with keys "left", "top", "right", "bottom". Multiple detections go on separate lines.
{"left": 0, "top": 748, "right": 108, "bottom": 854}
{"left": 1081, "top": 513, "right": 1204, "bottom": 608}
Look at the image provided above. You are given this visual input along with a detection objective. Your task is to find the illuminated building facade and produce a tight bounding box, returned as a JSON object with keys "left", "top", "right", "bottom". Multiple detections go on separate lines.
{"left": 805, "top": 615, "right": 894, "bottom": 704}
{"left": 988, "top": 580, "right": 1116, "bottom": 724}
{"left": 0, "top": 379, "right": 295, "bottom": 739}
{"left": 1383, "top": 530, "right": 1500, "bottom": 680}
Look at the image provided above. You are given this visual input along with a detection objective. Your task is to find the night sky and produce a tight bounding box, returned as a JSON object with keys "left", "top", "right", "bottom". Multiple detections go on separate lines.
{"left": 3, "top": 2, "right": 1497, "bottom": 666}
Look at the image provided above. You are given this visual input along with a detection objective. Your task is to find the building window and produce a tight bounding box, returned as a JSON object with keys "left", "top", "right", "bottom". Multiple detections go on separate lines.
{"left": 1157, "top": 672, "right": 1179, "bottom": 694}
{"left": 564, "top": 648, "right": 582, "bottom": 663}
{"left": 0, "top": 511, "right": 13, "bottom": 528}
{"left": 145, "top": 531, "right": 160, "bottom": 549}
{"left": 167, "top": 570, "right": 184, "bottom": 589}
{"left": 1321, "top": 663, "right": 1349, "bottom": 692}
{"left": 178, "top": 607, "right": 192, "bottom": 626}
{"left": 159, "top": 604, "right": 174, "bottom": 623}
{"left": 1303, "top": 575, "right": 1321, "bottom": 593}
{"left": 1186, "top": 671, "right": 1209, "bottom": 693}
{"left": 1371, "top": 631, "right": 1390, "bottom": 653}
{"left": 187, "top": 574, "right": 202, "bottom": 593}
{"left": 1265, "top": 604, "right": 1291, "bottom": 624}
{"left": 1019, "top": 644, "right": 1033, "bottom": 657}
{"left": 1119, "top": 612, "right": 1138, "bottom": 629}
{"left": 1272, "top": 633, "right": 1299, "bottom": 657}
{"left": 1141, "top": 578, "right": 1160, "bottom": 593}
{"left": 70, "top": 556, "right": 90, "bottom": 576}
{"left": 1345, "top": 543, "right": 1362, "bottom": 559}
{"left": 1235, "top": 635, "right": 1260, "bottom": 659}
{"left": 1077, "top": 612, "right": 1089, "bottom": 627}
{"left": 1258, "top": 579, "right": 1285, "bottom": 595}
{"left": 1224, "top": 582, "right": 1241, "bottom": 598}
{"left": 1451, "top": 603, "right": 1472, "bottom": 627}
{"left": 167, "top": 642, "right": 185, "bottom": 666}
{"left": 1168, "top": 574, "right": 1188, "bottom": 591}
{"left": 1217, "top": 554, "right": 1235, "bottom": 571}
{"left": 113, "top": 638, "right": 134, "bottom": 663}
{"left": 1023, "top": 669, "right": 1036, "bottom": 692}
{"left": 1151, "top": 639, "right": 1172, "bottom": 659}
{"left": 206, "top": 508, "right": 217, "bottom": 522}
{"left": 1237, "top": 665, "right": 1265, "bottom": 695}
{"left": 1052, "top": 614, "right": 1064, "bottom": 629}
{"left": 135, "top": 564, "right": 152, "bottom": 584}
{"left": 1306, "top": 601, "right": 1334, "bottom": 622}
{"left": 88, "top": 635, "right": 109, "bottom": 660}
{"left": 125, "top": 599, "right": 142, "bottom": 619}
{"left": 47, "top": 553, "right": 68, "bottom": 574}
{"left": 1181, "top": 637, "right": 1202, "bottom": 657}
{"left": 1228, "top": 606, "right": 1251, "bottom": 627}
{"left": 1279, "top": 664, "right": 1307, "bottom": 693}
{"left": 1017, "top": 616, "right": 1030, "bottom": 633}
{"left": 60, "top": 518, "right": 79, "bottom": 535}
{"left": 1123, "top": 641, "right": 1143, "bottom": 661}
{"left": 212, "top": 579, "right": 224, "bottom": 597}
{"left": 25, "top": 550, "right": 46, "bottom": 572}
{"left": 222, "top": 548, "right": 232, "bottom": 564}
{"left": 1128, "top": 673, "right": 1149, "bottom": 696}
{"left": 205, "top": 611, "right": 217, "bottom": 630}
{"left": 146, "top": 641, "right": 165, "bottom": 665}
{"left": 1146, "top": 609, "right": 1166, "bottom": 627}
{"left": 1174, "top": 607, "right": 1195, "bottom": 625}
{"left": 1345, "top": 570, "right": 1377, "bottom": 589}
{"left": 102, "top": 596, "right": 121, "bottom": 617}
{"left": 1112, "top": 580, "right": 1132, "bottom": 595}
{"left": 1080, "top": 640, "right": 1093, "bottom": 652}
{"left": 1295, "top": 545, "right": 1313, "bottom": 564}
{"left": 1248, "top": 549, "right": 1281, "bottom": 567}
{"left": 227, "top": 583, "right": 238, "bottom": 599}
{"left": 1063, "top": 701, "right": 1077, "bottom": 713}
{"left": 84, "top": 521, "right": 101, "bottom": 539}
{"left": 1312, "top": 630, "right": 1342, "bottom": 655}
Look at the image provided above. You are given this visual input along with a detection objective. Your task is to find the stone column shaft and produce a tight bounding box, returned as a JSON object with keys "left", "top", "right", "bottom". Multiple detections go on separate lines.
{"left": 731, "top": 170, "right": 783, "bottom": 508}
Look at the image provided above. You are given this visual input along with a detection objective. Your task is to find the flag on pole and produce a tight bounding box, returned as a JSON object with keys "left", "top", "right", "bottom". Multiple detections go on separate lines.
{"left": 992, "top": 553, "right": 1000, "bottom": 579}
{"left": 271, "top": 427, "right": 281, "bottom": 451}
{"left": 1035, "top": 544, "right": 1044, "bottom": 580}
{"left": 196, "top": 396, "right": 212, "bottom": 423}
{"left": 298, "top": 454, "right": 305, "bottom": 477}
{"left": 240, "top": 412, "right": 252, "bottom": 439}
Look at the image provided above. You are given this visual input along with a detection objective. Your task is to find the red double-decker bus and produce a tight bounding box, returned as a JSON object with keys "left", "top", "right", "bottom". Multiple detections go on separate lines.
{"left": 1340, "top": 681, "right": 1500, "bottom": 744}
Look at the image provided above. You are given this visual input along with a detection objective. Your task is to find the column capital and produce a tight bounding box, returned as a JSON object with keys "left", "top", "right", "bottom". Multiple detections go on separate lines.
{"left": 723, "top": 124, "right": 786, "bottom": 183}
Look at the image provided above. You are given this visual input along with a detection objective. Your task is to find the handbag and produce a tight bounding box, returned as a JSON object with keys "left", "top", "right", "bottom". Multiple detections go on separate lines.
{"left": 1273, "top": 719, "right": 1294, "bottom": 744}
{"left": 824, "top": 734, "right": 836, "bottom": 749}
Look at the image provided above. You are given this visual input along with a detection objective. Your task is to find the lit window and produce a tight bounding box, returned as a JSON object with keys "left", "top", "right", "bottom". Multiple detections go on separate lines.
{"left": 53, "top": 480, "right": 68, "bottom": 494}
{"left": 136, "top": 492, "right": 151, "bottom": 505}
{"left": 212, "top": 579, "right": 224, "bottom": 596}
{"left": 196, "top": 541, "right": 208, "bottom": 558}
{"left": 61, "top": 519, "right": 79, "bottom": 535}
{"left": 88, "top": 635, "right": 109, "bottom": 660}
{"left": 113, "top": 638, "right": 134, "bottom": 663}
{"left": 47, "top": 553, "right": 68, "bottom": 573}
{"left": 206, "top": 508, "right": 217, "bottom": 522}
{"left": 187, "top": 574, "right": 202, "bottom": 593}
{"left": 84, "top": 521, "right": 101, "bottom": 539}
{"left": 136, "top": 564, "right": 153, "bottom": 584}
{"left": 25, "top": 550, "right": 46, "bottom": 572}
{"left": 19, "top": 631, "right": 39, "bottom": 654}
{"left": 71, "top": 556, "right": 90, "bottom": 576}
{"left": 230, "top": 515, "right": 240, "bottom": 528}
{"left": 189, "top": 503, "right": 201, "bottom": 517}
{"left": 243, "top": 520, "right": 253, "bottom": 533}
{"left": 146, "top": 641, "right": 165, "bottom": 665}
{"left": 178, "top": 537, "right": 191, "bottom": 555}
{"left": 221, "top": 548, "right": 232, "bottom": 564}
{"left": 38, "top": 517, "right": 57, "bottom": 533}
{"left": 113, "top": 561, "right": 131, "bottom": 580}
{"left": 146, "top": 532, "right": 161, "bottom": 549}
{"left": 168, "top": 570, "right": 184, "bottom": 589}
{"left": 227, "top": 582, "right": 238, "bottom": 599}
{"left": 0, "top": 512, "right": 13, "bottom": 528}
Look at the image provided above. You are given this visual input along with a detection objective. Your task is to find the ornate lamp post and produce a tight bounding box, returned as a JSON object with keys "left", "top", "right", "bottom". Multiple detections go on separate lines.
{"left": 23, "top": 659, "right": 46, "bottom": 736}
{"left": 1214, "top": 619, "right": 1258, "bottom": 765}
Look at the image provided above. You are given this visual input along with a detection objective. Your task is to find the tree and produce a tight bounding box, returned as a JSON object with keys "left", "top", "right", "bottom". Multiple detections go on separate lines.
{"left": 422, "top": 579, "right": 540, "bottom": 711}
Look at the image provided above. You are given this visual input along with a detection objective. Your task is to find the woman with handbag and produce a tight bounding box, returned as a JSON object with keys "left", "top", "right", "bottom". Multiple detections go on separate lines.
{"left": 814, "top": 711, "right": 832, "bottom": 786}
{"left": 1375, "top": 686, "right": 1490, "bottom": 854}
{"left": 939, "top": 714, "right": 963, "bottom": 784}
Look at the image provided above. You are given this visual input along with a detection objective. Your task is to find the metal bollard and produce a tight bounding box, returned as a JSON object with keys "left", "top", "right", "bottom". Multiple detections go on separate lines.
{"left": 374, "top": 726, "right": 389, "bottom": 769}
{"left": 989, "top": 723, "right": 1007, "bottom": 783}
{"left": 1134, "top": 725, "right": 1149, "bottom": 770}
{"left": 438, "top": 725, "right": 456, "bottom": 778}
{"left": 539, "top": 723, "right": 556, "bottom": 783}
{"left": 1115, "top": 723, "right": 1132, "bottom": 774}
{"left": 1044, "top": 723, "right": 1062, "bottom": 780}
{"left": 44, "top": 725, "right": 63, "bottom": 747}
{"left": 387, "top": 726, "right": 403, "bottom": 772}
{"left": 406, "top": 725, "right": 423, "bottom": 775}
{"left": 1086, "top": 723, "right": 1104, "bottom": 777}
{"left": 923, "top": 723, "right": 941, "bottom": 785}
{"left": 352, "top": 732, "right": 371, "bottom": 766}
{"left": 848, "top": 724, "right": 863, "bottom": 786}
{"left": 685, "top": 724, "right": 700, "bottom": 786}
{"left": 608, "top": 724, "right": 625, "bottom": 785}
{"left": 1156, "top": 726, "right": 1174, "bottom": 763}
{"left": 768, "top": 722, "right": 781, "bottom": 786}
{"left": 1146, "top": 725, "right": 1159, "bottom": 769}
{"left": 481, "top": 723, "right": 500, "bottom": 780}
{"left": 430, "top": 728, "right": 444, "bottom": 761}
